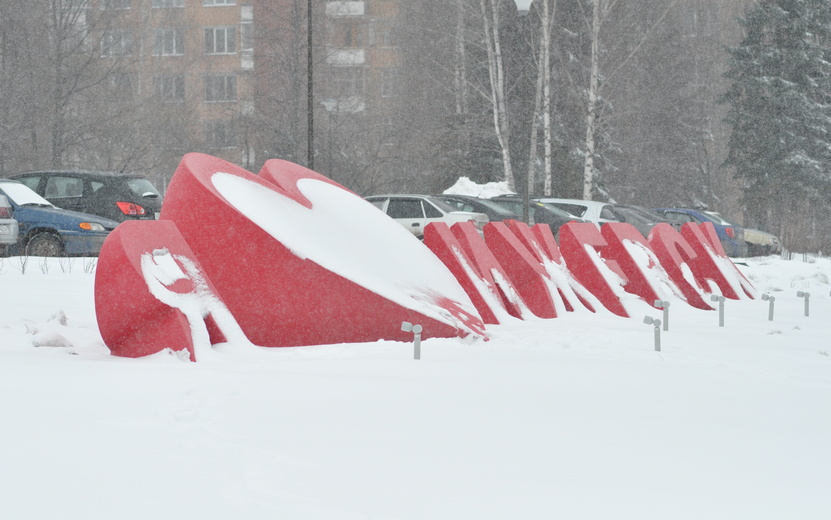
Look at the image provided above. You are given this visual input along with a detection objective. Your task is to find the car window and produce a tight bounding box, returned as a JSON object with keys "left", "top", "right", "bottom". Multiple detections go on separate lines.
{"left": 599, "top": 206, "right": 618, "bottom": 220}
{"left": 537, "top": 203, "right": 574, "bottom": 218}
{"left": 45, "top": 176, "right": 84, "bottom": 198}
{"left": 91, "top": 181, "right": 105, "bottom": 193}
{"left": 663, "top": 211, "right": 694, "bottom": 224}
{"left": 426, "top": 196, "right": 458, "bottom": 213}
{"left": 441, "top": 198, "right": 471, "bottom": 212}
{"left": 423, "top": 201, "right": 442, "bottom": 218}
{"left": 494, "top": 200, "right": 522, "bottom": 214}
{"left": 475, "top": 199, "right": 519, "bottom": 217}
{"left": 387, "top": 199, "right": 424, "bottom": 219}
{"left": 17, "top": 176, "right": 40, "bottom": 192}
{"left": 367, "top": 198, "right": 386, "bottom": 210}
{"left": 127, "top": 178, "right": 161, "bottom": 197}
{"left": 704, "top": 211, "right": 738, "bottom": 226}
{"left": 550, "top": 203, "right": 587, "bottom": 217}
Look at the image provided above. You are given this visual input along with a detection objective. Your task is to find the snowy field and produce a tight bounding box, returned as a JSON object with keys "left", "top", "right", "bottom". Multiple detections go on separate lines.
{"left": 1, "top": 253, "right": 830, "bottom": 519}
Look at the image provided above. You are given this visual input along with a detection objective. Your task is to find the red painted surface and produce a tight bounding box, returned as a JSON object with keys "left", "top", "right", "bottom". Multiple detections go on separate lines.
{"left": 94, "top": 220, "right": 221, "bottom": 361}
{"left": 682, "top": 222, "right": 754, "bottom": 299}
{"left": 158, "top": 154, "right": 483, "bottom": 348}
{"left": 450, "top": 222, "right": 526, "bottom": 319}
{"left": 558, "top": 222, "right": 629, "bottom": 317}
{"left": 600, "top": 222, "right": 662, "bottom": 306}
{"left": 423, "top": 222, "right": 501, "bottom": 324}
{"left": 647, "top": 223, "right": 711, "bottom": 309}
{"left": 484, "top": 221, "right": 558, "bottom": 318}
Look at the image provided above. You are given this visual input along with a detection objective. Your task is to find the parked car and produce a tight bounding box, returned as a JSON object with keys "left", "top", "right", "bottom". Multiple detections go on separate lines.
{"left": 366, "top": 194, "right": 489, "bottom": 239}
{"left": 538, "top": 198, "right": 669, "bottom": 238}
{"left": 0, "top": 179, "right": 119, "bottom": 257}
{"left": 651, "top": 208, "right": 747, "bottom": 257}
{"left": 11, "top": 170, "right": 163, "bottom": 222}
{"left": 744, "top": 228, "right": 783, "bottom": 256}
{"left": 0, "top": 195, "right": 20, "bottom": 255}
{"left": 487, "top": 195, "right": 583, "bottom": 238}
{"left": 433, "top": 194, "right": 523, "bottom": 222}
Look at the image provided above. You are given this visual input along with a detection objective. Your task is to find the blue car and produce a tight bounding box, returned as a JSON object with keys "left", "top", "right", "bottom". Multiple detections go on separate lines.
{"left": 0, "top": 179, "right": 119, "bottom": 257}
{"left": 652, "top": 208, "right": 747, "bottom": 257}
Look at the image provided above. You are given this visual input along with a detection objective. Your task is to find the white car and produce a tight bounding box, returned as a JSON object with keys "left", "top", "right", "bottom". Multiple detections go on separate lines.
{"left": 539, "top": 198, "right": 668, "bottom": 238}
{"left": 366, "top": 194, "right": 489, "bottom": 238}
{"left": 744, "top": 228, "right": 782, "bottom": 256}
{"left": 0, "top": 195, "right": 20, "bottom": 254}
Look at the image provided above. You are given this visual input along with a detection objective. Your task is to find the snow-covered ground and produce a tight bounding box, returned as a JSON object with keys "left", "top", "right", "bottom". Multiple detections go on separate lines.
{"left": 1, "top": 253, "right": 830, "bottom": 519}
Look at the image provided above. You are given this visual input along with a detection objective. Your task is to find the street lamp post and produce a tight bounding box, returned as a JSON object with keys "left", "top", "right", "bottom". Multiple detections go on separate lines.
{"left": 307, "top": 0, "right": 315, "bottom": 170}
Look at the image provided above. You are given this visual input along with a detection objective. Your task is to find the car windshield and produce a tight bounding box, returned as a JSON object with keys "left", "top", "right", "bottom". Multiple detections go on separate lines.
{"left": 704, "top": 211, "right": 739, "bottom": 226}
{"left": 127, "top": 178, "right": 161, "bottom": 197}
{"left": 455, "top": 197, "right": 518, "bottom": 216}
{"left": 0, "top": 182, "right": 54, "bottom": 207}
{"left": 618, "top": 205, "right": 666, "bottom": 222}
{"left": 426, "top": 196, "right": 461, "bottom": 213}
{"left": 538, "top": 202, "right": 578, "bottom": 218}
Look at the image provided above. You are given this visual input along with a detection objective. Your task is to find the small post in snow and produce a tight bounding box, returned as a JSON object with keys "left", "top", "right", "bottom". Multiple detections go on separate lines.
{"left": 654, "top": 300, "right": 670, "bottom": 331}
{"left": 643, "top": 316, "right": 662, "bottom": 352}
{"left": 711, "top": 294, "right": 726, "bottom": 327}
{"left": 761, "top": 293, "right": 775, "bottom": 321}
{"left": 401, "top": 321, "right": 423, "bottom": 360}
{"left": 796, "top": 291, "right": 810, "bottom": 317}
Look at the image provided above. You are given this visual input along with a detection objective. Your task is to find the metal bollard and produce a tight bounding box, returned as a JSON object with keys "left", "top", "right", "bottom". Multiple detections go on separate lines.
{"left": 796, "top": 291, "right": 810, "bottom": 317}
{"left": 401, "top": 321, "right": 423, "bottom": 360}
{"left": 654, "top": 300, "right": 670, "bottom": 331}
{"left": 711, "top": 294, "right": 726, "bottom": 327}
{"left": 643, "top": 316, "right": 662, "bottom": 352}
{"left": 761, "top": 293, "right": 775, "bottom": 321}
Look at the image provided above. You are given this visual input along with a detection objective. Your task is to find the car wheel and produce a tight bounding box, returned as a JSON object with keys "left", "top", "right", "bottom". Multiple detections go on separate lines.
{"left": 26, "top": 233, "right": 64, "bottom": 257}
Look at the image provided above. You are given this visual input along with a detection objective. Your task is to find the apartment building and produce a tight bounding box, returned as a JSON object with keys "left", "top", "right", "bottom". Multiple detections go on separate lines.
{"left": 76, "top": 0, "right": 400, "bottom": 178}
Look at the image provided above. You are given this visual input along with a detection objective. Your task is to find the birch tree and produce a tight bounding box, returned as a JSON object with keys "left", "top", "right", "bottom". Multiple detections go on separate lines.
{"left": 479, "top": 0, "right": 516, "bottom": 190}
{"left": 578, "top": 0, "right": 681, "bottom": 200}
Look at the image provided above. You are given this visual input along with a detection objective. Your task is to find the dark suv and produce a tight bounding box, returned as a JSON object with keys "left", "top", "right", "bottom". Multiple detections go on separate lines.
{"left": 11, "top": 170, "right": 162, "bottom": 222}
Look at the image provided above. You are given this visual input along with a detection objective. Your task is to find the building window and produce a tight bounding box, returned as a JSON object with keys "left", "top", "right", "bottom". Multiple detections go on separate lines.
{"left": 340, "top": 24, "right": 363, "bottom": 48}
{"left": 100, "top": 0, "right": 131, "bottom": 9}
{"left": 240, "top": 18, "right": 253, "bottom": 51}
{"left": 154, "top": 75, "right": 185, "bottom": 102}
{"left": 106, "top": 73, "right": 133, "bottom": 101}
{"left": 381, "top": 68, "right": 399, "bottom": 97}
{"left": 203, "top": 0, "right": 236, "bottom": 6}
{"left": 153, "top": 28, "right": 184, "bottom": 56}
{"left": 61, "top": 2, "right": 90, "bottom": 51}
{"left": 204, "top": 27, "right": 236, "bottom": 54}
{"left": 381, "top": 24, "right": 398, "bottom": 47}
{"left": 204, "top": 74, "right": 237, "bottom": 102}
{"left": 329, "top": 66, "right": 365, "bottom": 98}
{"left": 101, "top": 29, "right": 132, "bottom": 57}
{"left": 205, "top": 120, "right": 237, "bottom": 148}
{"left": 152, "top": 0, "right": 184, "bottom": 7}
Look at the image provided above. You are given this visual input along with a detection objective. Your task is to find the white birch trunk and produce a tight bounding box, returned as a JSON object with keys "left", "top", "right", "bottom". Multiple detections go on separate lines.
{"left": 582, "top": 0, "right": 601, "bottom": 201}
{"left": 480, "top": 0, "right": 515, "bottom": 191}
{"left": 542, "top": 0, "right": 555, "bottom": 196}
{"left": 454, "top": 0, "right": 468, "bottom": 116}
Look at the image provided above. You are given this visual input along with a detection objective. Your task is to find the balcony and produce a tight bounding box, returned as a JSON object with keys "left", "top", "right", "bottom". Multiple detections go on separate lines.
{"left": 326, "top": 2, "right": 365, "bottom": 18}
{"left": 326, "top": 49, "right": 365, "bottom": 66}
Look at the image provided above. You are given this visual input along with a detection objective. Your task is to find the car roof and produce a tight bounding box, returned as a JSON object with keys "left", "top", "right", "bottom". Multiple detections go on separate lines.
{"left": 13, "top": 170, "right": 145, "bottom": 179}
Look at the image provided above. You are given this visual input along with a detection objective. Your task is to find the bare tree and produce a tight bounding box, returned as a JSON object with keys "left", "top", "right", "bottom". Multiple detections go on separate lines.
{"left": 479, "top": 0, "right": 516, "bottom": 191}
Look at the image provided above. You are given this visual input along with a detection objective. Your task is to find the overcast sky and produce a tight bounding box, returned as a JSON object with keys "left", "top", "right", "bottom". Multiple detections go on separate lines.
{"left": 515, "top": 0, "right": 532, "bottom": 10}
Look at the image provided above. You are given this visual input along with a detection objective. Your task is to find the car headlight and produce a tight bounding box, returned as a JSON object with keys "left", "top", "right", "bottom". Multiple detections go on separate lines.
{"left": 79, "top": 222, "right": 105, "bottom": 231}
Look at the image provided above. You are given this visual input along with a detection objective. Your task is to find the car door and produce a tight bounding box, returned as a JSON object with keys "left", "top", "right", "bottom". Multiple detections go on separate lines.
{"left": 43, "top": 175, "right": 86, "bottom": 213}
{"left": 386, "top": 197, "right": 427, "bottom": 236}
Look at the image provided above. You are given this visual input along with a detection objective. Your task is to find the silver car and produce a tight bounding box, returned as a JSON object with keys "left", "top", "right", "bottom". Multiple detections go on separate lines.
{"left": 0, "top": 195, "right": 20, "bottom": 254}
{"left": 366, "top": 194, "right": 489, "bottom": 239}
